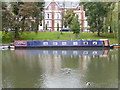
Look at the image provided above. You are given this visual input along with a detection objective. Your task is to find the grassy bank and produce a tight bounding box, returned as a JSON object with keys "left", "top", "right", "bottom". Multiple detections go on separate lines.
{"left": 2, "top": 31, "right": 118, "bottom": 44}
{"left": 0, "top": 31, "right": 2, "bottom": 44}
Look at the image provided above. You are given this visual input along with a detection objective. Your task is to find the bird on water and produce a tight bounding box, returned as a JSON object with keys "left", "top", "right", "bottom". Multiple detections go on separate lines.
{"left": 86, "top": 82, "right": 91, "bottom": 86}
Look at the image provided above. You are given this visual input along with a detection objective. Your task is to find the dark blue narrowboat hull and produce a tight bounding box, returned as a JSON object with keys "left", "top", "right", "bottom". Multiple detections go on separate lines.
{"left": 14, "top": 40, "right": 111, "bottom": 49}
{"left": 15, "top": 46, "right": 111, "bottom": 50}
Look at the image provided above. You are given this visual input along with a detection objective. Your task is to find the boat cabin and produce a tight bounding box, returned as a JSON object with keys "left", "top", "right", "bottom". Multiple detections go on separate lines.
{"left": 14, "top": 39, "right": 110, "bottom": 48}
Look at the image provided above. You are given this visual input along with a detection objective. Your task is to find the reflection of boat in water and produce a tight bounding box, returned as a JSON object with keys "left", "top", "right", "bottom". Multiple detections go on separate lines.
{"left": 14, "top": 39, "right": 112, "bottom": 49}
{"left": 0, "top": 45, "right": 14, "bottom": 50}
{"left": 15, "top": 49, "right": 109, "bottom": 56}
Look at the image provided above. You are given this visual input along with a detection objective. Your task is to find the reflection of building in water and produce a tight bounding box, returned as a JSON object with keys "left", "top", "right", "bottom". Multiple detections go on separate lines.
{"left": 14, "top": 49, "right": 109, "bottom": 72}
{"left": 4, "top": 49, "right": 116, "bottom": 88}
{"left": 61, "top": 55, "right": 79, "bottom": 69}
{"left": 19, "top": 50, "right": 109, "bottom": 56}
{"left": 38, "top": 54, "right": 62, "bottom": 75}
{"left": 79, "top": 56, "right": 90, "bottom": 71}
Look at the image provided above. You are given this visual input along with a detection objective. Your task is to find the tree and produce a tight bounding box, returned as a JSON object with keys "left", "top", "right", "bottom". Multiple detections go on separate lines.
{"left": 80, "top": 2, "right": 114, "bottom": 36}
{"left": 2, "top": 2, "right": 13, "bottom": 32}
{"left": 57, "top": 23, "right": 59, "bottom": 31}
{"left": 118, "top": 1, "right": 120, "bottom": 45}
{"left": 7, "top": 2, "right": 24, "bottom": 38}
{"left": 107, "top": 3, "right": 118, "bottom": 34}
{"left": 70, "top": 15, "right": 80, "bottom": 38}
{"left": 18, "top": 2, "right": 45, "bottom": 33}
{"left": 45, "top": 24, "right": 48, "bottom": 30}
{"left": 2, "top": 2, "right": 45, "bottom": 39}
{"left": 63, "top": 8, "right": 75, "bottom": 28}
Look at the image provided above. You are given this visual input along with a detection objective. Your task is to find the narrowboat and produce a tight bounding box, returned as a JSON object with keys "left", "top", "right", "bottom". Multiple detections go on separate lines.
{"left": 14, "top": 39, "right": 112, "bottom": 49}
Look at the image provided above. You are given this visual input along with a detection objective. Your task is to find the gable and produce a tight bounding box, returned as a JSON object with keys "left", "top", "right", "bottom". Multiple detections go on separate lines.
{"left": 45, "top": 1, "right": 60, "bottom": 10}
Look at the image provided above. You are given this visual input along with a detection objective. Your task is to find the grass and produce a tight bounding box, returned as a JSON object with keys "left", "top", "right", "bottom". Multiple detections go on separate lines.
{"left": 1, "top": 31, "right": 118, "bottom": 44}
{"left": 0, "top": 31, "right": 2, "bottom": 44}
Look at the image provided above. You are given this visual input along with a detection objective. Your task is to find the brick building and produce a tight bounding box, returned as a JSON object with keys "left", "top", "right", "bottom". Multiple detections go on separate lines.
{"left": 39, "top": 0, "right": 89, "bottom": 32}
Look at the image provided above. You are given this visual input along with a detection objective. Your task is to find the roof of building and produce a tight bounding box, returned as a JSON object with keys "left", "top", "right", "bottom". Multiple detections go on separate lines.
{"left": 45, "top": 1, "right": 79, "bottom": 8}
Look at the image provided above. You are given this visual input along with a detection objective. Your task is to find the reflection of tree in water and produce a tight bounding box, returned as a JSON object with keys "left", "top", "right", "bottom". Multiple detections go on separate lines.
{"left": 60, "top": 55, "right": 79, "bottom": 69}
{"left": 3, "top": 51, "right": 43, "bottom": 88}
{"left": 2, "top": 50, "right": 118, "bottom": 88}
{"left": 0, "top": 51, "right": 2, "bottom": 88}
{"left": 85, "top": 51, "right": 118, "bottom": 88}
{"left": 118, "top": 49, "right": 120, "bottom": 86}
{"left": 79, "top": 55, "right": 90, "bottom": 71}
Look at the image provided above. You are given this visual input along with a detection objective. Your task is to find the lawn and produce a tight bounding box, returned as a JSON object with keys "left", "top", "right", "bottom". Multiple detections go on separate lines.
{"left": 0, "top": 31, "right": 2, "bottom": 44}
{"left": 1, "top": 31, "right": 118, "bottom": 44}
{"left": 20, "top": 32, "right": 118, "bottom": 44}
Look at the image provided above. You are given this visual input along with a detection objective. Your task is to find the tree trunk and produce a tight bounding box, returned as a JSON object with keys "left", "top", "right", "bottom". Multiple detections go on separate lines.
{"left": 97, "top": 30, "right": 100, "bottom": 37}
{"left": 35, "top": 16, "right": 39, "bottom": 33}
{"left": 109, "top": 28, "right": 113, "bottom": 33}
{"left": 15, "top": 27, "right": 19, "bottom": 38}
{"left": 21, "top": 16, "right": 26, "bottom": 34}
{"left": 14, "top": 16, "right": 20, "bottom": 38}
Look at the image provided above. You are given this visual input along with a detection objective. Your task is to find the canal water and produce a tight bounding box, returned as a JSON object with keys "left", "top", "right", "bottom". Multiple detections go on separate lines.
{"left": 2, "top": 49, "right": 118, "bottom": 88}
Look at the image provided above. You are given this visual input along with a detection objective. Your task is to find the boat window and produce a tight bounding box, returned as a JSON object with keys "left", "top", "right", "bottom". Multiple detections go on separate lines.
{"left": 43, "top": 42, "right": 48, "bottom": 45}
{"left": 53, "top": 42, "right": 58, "bottom": 45}
{"left": 102, "top": 41, "right": 104, "bottom": 45}
{"left": 73, "top": 42, "right": 78, "bottom": 45}
{"left": 93, "top": 42, "right": 97, "bottom": 45}
{"left": 62, "top": 42, "right": 67, "bottom": 45}
{"left": 83, "top": 42, "right": 88, "bottom": 45}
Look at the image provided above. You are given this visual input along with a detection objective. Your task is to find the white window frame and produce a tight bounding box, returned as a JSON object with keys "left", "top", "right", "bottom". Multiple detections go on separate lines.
{"left": 43, "top": 42, "right": 48, "bottom": 45}
{"left": 47, "top": 13, "right": 49, "bottom": 19}
{"left": 47, "top": 21, "right": 49, "bottom": 27}
{"left": 62, "top": 42, "right": 67, "bottom": 45}
{"left": 83, "top": 42, "right": 88, "bottom": 45}
{"left": 93, "top": 42, "right": 98, "bottom": 45}
{"left": 73, "top": 42, "right": 78, "bottom": 45}
{"left": 57, "top": 13, "right": 59, "bottom": 19}
{"left": 53, "top": 42, "right": 58, "bottom": 45}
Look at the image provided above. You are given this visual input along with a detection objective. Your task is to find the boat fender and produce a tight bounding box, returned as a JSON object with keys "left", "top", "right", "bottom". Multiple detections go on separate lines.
{"left": 8, "top": 46, "right": 10, "bottom": 49}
